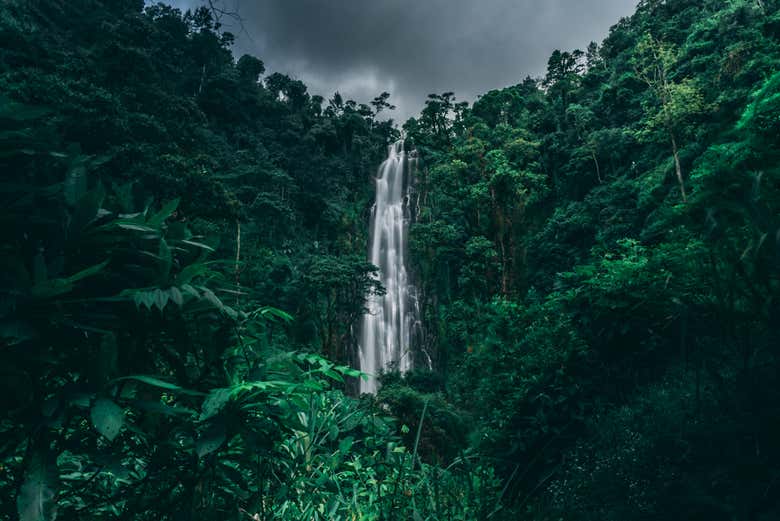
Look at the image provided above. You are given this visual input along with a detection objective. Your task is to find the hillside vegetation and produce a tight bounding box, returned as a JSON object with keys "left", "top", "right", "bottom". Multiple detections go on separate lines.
{"left": 1, "top": 0, "right": 779, "bottom": 519}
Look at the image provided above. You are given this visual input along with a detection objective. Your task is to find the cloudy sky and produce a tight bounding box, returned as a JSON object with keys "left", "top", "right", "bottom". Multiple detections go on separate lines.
{"left": 164, "top": 0, "right": 638, "bottom": 121}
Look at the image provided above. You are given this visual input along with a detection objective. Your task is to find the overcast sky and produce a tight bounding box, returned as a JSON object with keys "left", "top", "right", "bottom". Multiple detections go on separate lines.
{"left": 162, "top": 0, "right": 638, "bottom": 121}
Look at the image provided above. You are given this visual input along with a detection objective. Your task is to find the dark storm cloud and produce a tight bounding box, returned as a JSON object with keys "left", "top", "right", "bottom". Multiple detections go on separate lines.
{"left": 165, "top": 0, "right": 638, "bottom": 121}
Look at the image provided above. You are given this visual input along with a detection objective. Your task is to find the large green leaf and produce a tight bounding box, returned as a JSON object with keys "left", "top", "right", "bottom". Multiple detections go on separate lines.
{"left": 196, "top": 421, "right": 227, "bottom": 458}
{"left": 30, "top": 260, "right": 108, "bottom": 299}
{"left": 29, "top": 279, "right": 73, "bottom": 300}
{"left": 127, "top": 288, "right": 180, "bottom": 312}
{"left": 180, "top": 284, "right": 200, "bottom": 298}
{"left": 179, "top": 239, "right": 215, "bottom": 252}
{"left": 147, "top": 198, "right": 180, "bottom": 227}
{"left": 258, "top": 306, "right": 294, "bottom": 323}
{"left": 169, "top": 287, "right": 184, "bottom": 307}
{"left": 63, "top": 260, "right": 109, "bottom": 284}
{"left": 113, "top": 375, "right": 206, "bottom": 396}
{"left": 131, "top": 290, "right": 156, "bottom": 311}
{"left": 200, "top": 288, "right": 224, "bottom": 310}
{"left": 201, "top": 388, "right": 232, "bottom": 420}
{"left": 114, "top": 222, "right": 158, "bottom": 233}
{"left": 152, "top": 288, "right": 169, "bottom": 311}
{"left": 17, "top": 452, "right": 59, "bottom": 521}
{"left": 90, "top": 398, "right": 124, "bottom": 441}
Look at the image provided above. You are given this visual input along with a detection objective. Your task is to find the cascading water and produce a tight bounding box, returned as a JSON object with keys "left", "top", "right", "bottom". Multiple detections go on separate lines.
{"left": 358, "top": 139, "right": 420, "bottom": 394}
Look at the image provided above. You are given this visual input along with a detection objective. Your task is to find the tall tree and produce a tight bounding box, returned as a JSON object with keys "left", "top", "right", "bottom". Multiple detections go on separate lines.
{"left": 632, "top": 33, "right": 706, "bottom": 202}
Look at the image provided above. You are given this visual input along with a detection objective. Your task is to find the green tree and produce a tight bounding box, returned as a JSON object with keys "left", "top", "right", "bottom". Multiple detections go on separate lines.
{"left": 633, "top": 33, "right": 706, "bottom": 202}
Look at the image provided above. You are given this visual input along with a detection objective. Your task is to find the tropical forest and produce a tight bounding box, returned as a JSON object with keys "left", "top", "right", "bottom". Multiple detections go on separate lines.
{"left": 1, "top": 0, "right": 780, "bottom": 519}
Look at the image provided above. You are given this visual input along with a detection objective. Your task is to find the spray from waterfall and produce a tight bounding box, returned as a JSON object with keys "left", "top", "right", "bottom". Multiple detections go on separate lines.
{"left": 358, "top": 139, "right": 421, "bottom": 394}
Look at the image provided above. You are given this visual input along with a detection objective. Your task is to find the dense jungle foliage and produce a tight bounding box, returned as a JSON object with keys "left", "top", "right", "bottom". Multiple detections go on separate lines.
{"left": 1, "top": 0, "right": 779, "bottom": 519}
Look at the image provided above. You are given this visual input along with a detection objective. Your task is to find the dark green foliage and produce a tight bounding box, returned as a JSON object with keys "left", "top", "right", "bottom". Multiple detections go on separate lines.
{"left": 377, "top": 371, "right": 468, "bottom": 463}
{"left": 2, "top": 0, "right": 780, "bottom": 519}
{"left": 401, "top": 0, "right": 780, "bottom": 518}
{"left": 0, "top": 2, "right": 492, "bottom": 520}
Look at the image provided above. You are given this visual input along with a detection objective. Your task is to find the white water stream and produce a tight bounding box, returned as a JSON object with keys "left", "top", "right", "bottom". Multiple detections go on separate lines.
{"left": 358, "top": 140, "right": 420, "bottom": 394}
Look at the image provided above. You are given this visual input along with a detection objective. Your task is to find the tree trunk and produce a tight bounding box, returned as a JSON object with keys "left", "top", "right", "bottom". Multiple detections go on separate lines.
{"left": 235, "top": 220, "right": 241, "bottom": 308}
{"left": 198, "top": 64, "right": 206, "bottom": 96}
{"left": 591, "top": 150, "right": 602, "bottom": 183}
{"left": 498, "top": 234, "right": 508, "bottom": 297}
{"left": 670, "top": 132, "right": 687, "bottom": 202}
{"left": 491, "top": 185, "right": 509, "bottom": 297}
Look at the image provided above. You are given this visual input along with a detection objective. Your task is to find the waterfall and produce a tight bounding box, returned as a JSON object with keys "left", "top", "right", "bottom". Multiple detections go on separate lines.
{"left": 358, "top": 139, "right": 420, "bottom": 394}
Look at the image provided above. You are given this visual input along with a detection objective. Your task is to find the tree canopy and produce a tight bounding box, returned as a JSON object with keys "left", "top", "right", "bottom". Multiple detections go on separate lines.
{"left": 2, "top": 0, "right": 780, "bottom": 519}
